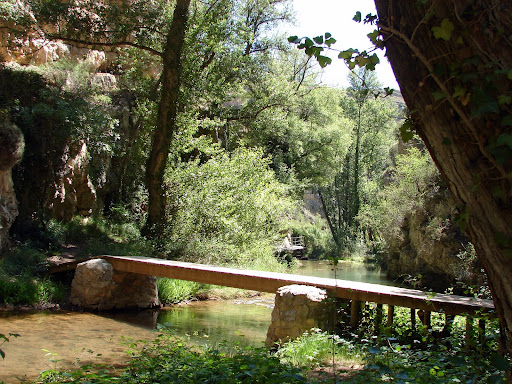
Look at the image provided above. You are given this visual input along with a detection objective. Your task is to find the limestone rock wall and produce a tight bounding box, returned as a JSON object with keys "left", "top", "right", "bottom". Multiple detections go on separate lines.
{"left": 49, "top": 142, "right": 97, "bottom": 221}
{"left": 266, "top": 284, "right": 331, "bottom": 346}
{"left": 70, "top": 259, "right": 160, "bottom": 311}
{"left": 0, "top": 121, "right": 24, "bottom": 252}
{"left": 383, "top": 190, "right": 482, "bottom": 292}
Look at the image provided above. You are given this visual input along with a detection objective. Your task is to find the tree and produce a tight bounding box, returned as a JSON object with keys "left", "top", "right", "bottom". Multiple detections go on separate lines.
{"left": 5, "top": 0, "right": 294, "bottom": 237}
{"left": 319, "top": 72, "right": 395, "bottom": 252}
{"left": 291, "top": 0, "right": 512, "bottom": 366}
{"left": 372, "top": 0, "right": 512, "bottom": 367}
{"left": 143, "top": 0, "right": 190, "bottom": 236}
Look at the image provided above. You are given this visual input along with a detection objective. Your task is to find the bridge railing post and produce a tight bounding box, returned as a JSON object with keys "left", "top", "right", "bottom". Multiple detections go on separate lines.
{"left": 386, "top": 305, "right": 395, "bottom": 329}
{"left": 478, "top": 318, "right": 486, "bottom": 345}
{"left": 350, "top": 300, "right": 362, "bottom": 328}
{"left": 466, "top": 316, "right": 475, "bottom": 350}
{"left": 375, "top": 303, "right": 383, "bottom": 334}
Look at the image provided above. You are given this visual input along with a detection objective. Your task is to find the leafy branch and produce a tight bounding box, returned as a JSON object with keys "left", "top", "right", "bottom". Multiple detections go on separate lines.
{"left": 0, "top": 333, "right": 20, "bottom": 359}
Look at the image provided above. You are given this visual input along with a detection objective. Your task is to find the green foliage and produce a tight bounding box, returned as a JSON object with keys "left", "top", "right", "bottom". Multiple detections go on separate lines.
{"left": 157, "top": 278, "right": 203, "bottom": 305}
{"left": 286, "top": 211, "right": 337, "bottom": 259}
{"left": 165, "top": 147, "right": 296, "bottom": 269}
{"left": 39, "top": 332, "right": 312, "bottom": 383}
{"left": 319, "top": 70, "right": 397, "bottom": 253}
{"left": 0, "top": 332, "right": 20, "bottom": 360}
{"left": 0, "top": 247, "right": 66, "bottom": 305}
{"left": 358, "top": 146, "right": 439, "bottom": 248}
{"left": 49, "top": 217, "right": 153, "bottom": 258}
{"left": 276, "top": 328, "right": 364, "bottom": 369}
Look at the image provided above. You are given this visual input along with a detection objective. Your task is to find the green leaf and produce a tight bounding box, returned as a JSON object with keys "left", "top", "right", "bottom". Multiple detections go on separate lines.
{"left": 317, "top": 55, "right": 332, "bottom": 68}
{"left": 304, "top": 37, "right": 314, "bottom": 48}
{"left": 0, "top": 349, "right": 5, "bottom": 359}
{"left": 490, "top": 353, "right": 510, "bottom": 370}
{"left": 496, "top": 133, "right": 512, "bottom": 150}
{"left": 471, "top": 88, "right": 499, "bottom": 117}
{"left": 324, "top": 32, "right": 332, "bottom": 39}
{"left": 367, "top": 29, "right": 380, "bottom": 44}
{"left": 432, "top": 90, "right": 447, "bottom": 101}
{"left": 287, "top": 35, "right": 299, "bottom": 43}
{"left": 432, "top": 18, "right": 455, "bottom": 41}
{"left": 313, "top": 35, "right": 323, "bottom": 45}
{"left": 502, "top": 115, "right": 512, "bottom": 126}
{"left": 353, "top": 11, "right": 362, "bottom": 22}
{"left": 338, "top": 50, "right": 355, "bottom": 59}
{"left": 498, "top": 94, "right": 512, "bottom": 105}
{"left": 452, "top": 85, "right": 466, "bottom": 100}
{"left": 325, "top": 37, "right": 336, "bottom": 47}
{"left": 400, "top": 119, "right": 414, "bottom": 143}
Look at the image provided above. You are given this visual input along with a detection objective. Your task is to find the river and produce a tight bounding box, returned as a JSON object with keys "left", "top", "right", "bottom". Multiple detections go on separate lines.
{"left": 0, "top": 260, "right": 391, "bottom": 383}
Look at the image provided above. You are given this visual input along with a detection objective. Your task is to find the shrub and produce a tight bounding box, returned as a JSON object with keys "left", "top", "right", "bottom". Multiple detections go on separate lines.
{"left": 165, "top": 147, "right": 297, "bottom": 268}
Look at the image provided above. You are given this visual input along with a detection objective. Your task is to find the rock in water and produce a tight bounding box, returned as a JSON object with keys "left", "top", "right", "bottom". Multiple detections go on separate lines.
{"left": 70, "top": 259, "right": 160, "bottom": 310}
{"left": 265, "top": 284, "right": 330, "bottom": 347}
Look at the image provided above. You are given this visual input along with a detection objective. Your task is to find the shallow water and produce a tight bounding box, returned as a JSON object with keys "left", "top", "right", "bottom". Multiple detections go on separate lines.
{"left": 0, "top": 260, "right": 389, "bottom": 383}
{"left": 296, "top": 260, "right": 396, "bottom": 285}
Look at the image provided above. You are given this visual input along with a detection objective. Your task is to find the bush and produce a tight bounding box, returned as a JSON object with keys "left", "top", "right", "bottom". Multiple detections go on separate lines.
{"left": 39, "top": 333, "right": 313, "bottom": 383}
{"left": 165, "top": 147, "right": 297, "bottom": 269}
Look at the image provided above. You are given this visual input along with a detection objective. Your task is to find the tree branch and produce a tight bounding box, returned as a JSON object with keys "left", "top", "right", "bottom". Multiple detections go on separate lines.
{"left": 46, "top": 34, "right": 163, "bottom": 57}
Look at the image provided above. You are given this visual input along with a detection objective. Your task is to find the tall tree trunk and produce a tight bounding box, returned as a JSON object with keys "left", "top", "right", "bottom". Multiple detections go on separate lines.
{"left": 143, "top": 0, "right": 191, "bottom": 237}
{"left": 374, "top": 0, "right": 512, "bottom": 368}
{"left": 352, "top": 108, "right": 361, "bottom": 227}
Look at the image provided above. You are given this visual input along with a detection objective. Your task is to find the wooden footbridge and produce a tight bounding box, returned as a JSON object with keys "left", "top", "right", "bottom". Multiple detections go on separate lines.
{"left": 53, "top": 255, "right": 495, "bottom": 334}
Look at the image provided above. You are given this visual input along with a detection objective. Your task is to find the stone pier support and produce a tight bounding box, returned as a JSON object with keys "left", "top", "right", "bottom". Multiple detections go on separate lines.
{"left": 70, "top": 259, "right": 160, "bottom": 310}
{"left": 265, "top": 284, "right": 331, "bottom": 347}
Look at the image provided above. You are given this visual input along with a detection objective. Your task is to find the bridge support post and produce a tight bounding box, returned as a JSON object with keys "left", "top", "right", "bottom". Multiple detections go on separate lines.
{"left": 386, "top": 305, "right": 395, "bottom": 329}
{"left": 350, "top": 300, "right": 362, "bottom": 328}
{"left": 410, "top": 308, "right": 416, "bottom": 331}
{"left": 478, "top": 319, "right": 486, "bottom": 344}
{"left": 466, "top": 316, "right": 475, "bottom": 349}
{"left": 70, "top": 259, "right": 160, "bottom": 311}
{"left": 265, "top": 285, "right": 331, "bottom": 347}
{"left": 375, "top": 304, "right": 383, "bottom": 334}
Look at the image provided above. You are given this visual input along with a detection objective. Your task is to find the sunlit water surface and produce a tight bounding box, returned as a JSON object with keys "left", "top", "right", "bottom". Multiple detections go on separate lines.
{"left": 0, "top": 260, "right": 389, "bottom": 382}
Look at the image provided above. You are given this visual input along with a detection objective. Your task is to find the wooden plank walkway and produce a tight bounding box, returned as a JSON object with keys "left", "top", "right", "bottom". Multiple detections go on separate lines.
{"left": 100, "top": 255, "right": 494, "bottom": 317}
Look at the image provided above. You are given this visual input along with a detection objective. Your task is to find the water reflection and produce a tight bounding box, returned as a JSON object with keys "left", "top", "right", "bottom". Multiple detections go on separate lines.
{"left": 157, "top": 297, "right": 274, "bottom": 346}
{"left": 296, "top": 259, "right": 396, "bottom": 286}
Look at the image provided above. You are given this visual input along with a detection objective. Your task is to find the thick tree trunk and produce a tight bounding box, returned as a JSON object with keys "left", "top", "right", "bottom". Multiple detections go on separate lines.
{"left": 143, "top": 0, "right": 191, "bottom": 237}
{"left": 374, "top": 0, "right": 512, "bottom": 367}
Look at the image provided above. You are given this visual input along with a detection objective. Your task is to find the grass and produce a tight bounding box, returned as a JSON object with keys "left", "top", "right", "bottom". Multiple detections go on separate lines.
{"left": 0, "top": 245, "right": 66, "bottom": 306}
{"left": 276, "top": 328, "right": 364, "bottom": 370}
{"left": 157, "top": 278, "right": 203, "bottom": 304}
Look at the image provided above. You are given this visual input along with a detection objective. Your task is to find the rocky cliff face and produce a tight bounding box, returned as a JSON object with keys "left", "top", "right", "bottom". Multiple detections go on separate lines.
{"left": 49, "top": 142, "right": 97, "bottom": 222}
{"left": 384, "top": 188, "right": 483, "bottom": 293}
{"left": 0, "top": 121, "right": 24, "bottom": 252}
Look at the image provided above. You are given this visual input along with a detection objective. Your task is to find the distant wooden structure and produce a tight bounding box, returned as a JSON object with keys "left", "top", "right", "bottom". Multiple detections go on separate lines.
{"left": 52, "top": 255, "right": 495, "bottom": 338}
{"left": 279, "top": 235, "right": 305, "bottom": 258}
